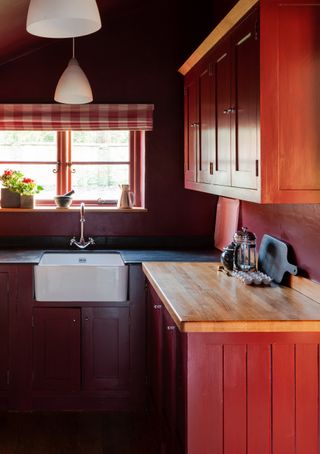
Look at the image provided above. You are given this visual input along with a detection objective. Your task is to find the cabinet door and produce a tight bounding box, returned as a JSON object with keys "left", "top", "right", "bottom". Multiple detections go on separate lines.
{"left": 147, "top": 285, "right": 163, "bottom": 416}
{"left": 82, "top": 307, "right": 129, "bottom": 391}
{"left": 32, "top": 308, "right": 81, "bottom": 392}
{"left": 184, "top": 74, "right": 198, "bottom": 184}
{"left": 213, "top": 41, "right": 232, "bottom": 186}
{"left": 231, "top": 9, "right": 259, "bottom": 189}
{"left": 162, "top": 308, "right": 178, "bottom": 448}
{"left": 198, "top": 63, "right": 215, "bottom": 184}
{"left": 0, "top": 272, "right": 11, "bottom": 391}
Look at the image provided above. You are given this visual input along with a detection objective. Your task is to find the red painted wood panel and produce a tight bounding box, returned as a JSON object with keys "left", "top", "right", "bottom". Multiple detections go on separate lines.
{"left": 278, "top": 4, "right": 320, "bottom": 191}
{"left": 0, "top": 273, "right": 10, "bottom": 391}
{"left": 32, "top": 308, "right": 81, "bottom": 392}
{"left": 272, "top": 343, "right": 295, "bottom": 454}
{"left": 295, "top": 343, "right": 319, "bottom": 454}
{"left": 247, "top": 344, "right": 271, "bottom": 454}
{"left": 176, "top": 331, "right": 186, "bottom": 452}
{"left": 224, "top": 344, "right": 247, "bottom": 454}
{"left": 198, "top": 63, "right": 215, "bottom": 184}
{"left": 231, "top": 9, "right": 259, "bottom": 190}
{"left": 147, "top": 286, "right": 163, "bottom": 416}
{"left": 162, "top": 307, "right": 177, "bottom": 450}
{"left": 188, "top": 340, "right": 223, "bottom": 454}
{"left": 214, "top": 42, "right": 232, "bottom": 186}
{"left": 184, "top": 75, "right": 198, "bottom": 184}
{"left": 11, "top": 266, "right": 32, "bottom": 411}
{"left": 82, "top": 307, "right": 129, "bottom": 391}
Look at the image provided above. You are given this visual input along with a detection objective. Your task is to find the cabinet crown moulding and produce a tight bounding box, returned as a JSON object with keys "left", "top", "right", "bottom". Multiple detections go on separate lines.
{"left": 179, "top": 0, "right": 259, "bottom": 75}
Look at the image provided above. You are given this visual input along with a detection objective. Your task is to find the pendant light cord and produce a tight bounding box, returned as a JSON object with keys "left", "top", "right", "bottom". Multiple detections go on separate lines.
{"left": 72, "top": 37, "right": 75, "bottom": 58}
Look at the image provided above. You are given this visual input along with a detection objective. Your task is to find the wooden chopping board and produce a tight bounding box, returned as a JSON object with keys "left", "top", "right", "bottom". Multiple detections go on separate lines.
{"left": 258, "top": 234, "right": 298, "bottom": 284}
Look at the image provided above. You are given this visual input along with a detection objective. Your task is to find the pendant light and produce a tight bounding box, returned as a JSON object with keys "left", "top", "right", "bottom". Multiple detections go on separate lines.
{"left": 54, "top": 38, "right": 93, "bottom": 105}
{"left": 26, "top": 0, "right": 101, "bottom": 38}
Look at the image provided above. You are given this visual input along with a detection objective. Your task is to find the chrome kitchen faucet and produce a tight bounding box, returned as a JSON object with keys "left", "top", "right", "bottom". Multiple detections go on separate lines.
{"left": 70, "top": 202, "right": 95, "bottom": 249}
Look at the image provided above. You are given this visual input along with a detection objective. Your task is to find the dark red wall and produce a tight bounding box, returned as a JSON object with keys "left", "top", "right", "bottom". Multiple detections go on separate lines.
{"left": 240, "top": 203, "right": 320, "bottom": 283}
{"left": 0, "top": 1, "right": 217, "bottom": 239}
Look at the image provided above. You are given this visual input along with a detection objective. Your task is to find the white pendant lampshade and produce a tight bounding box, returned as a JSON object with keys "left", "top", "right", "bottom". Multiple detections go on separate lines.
{"left": 26, "top": 0, "right": 101, "bottom": 38}
{"left": 54, "top": 39, "right": 93, "bottom": 104}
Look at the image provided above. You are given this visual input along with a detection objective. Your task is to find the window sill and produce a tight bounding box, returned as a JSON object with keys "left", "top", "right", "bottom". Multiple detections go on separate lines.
{"left": 0, "top": 207, "right": 148, "bottom": 213}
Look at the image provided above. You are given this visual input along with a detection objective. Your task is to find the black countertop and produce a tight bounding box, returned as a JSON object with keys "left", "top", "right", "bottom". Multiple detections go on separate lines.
{"left": 0, "top": 248, "right": 220, "bottom": 265}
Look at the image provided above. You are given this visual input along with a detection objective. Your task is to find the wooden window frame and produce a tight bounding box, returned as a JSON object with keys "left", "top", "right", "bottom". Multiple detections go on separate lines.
{"left": 1, "top": 130, "right": 144, "bottom": 207}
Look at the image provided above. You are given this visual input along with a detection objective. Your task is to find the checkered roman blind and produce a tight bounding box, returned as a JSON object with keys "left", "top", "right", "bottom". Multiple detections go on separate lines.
{"left": 0, "top": 104, "right": 154, "bottom": 131}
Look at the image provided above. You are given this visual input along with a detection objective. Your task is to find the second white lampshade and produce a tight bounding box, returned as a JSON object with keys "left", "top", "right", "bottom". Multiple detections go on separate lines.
{"left": 26, "top": 0, "right": 101, "bottom": 38}
{"left": 54, "top": 57, "right": 93, "bottom": 105}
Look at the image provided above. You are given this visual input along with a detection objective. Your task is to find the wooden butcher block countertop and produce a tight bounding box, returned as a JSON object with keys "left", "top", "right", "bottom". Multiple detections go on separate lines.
{"left": 142, "top": 262, "right": 320, "bottom": 333}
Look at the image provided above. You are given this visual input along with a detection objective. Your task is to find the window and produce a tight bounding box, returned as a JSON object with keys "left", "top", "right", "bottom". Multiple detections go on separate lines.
{"left": 0, "top": 130, "right": 143, "bottom": 206}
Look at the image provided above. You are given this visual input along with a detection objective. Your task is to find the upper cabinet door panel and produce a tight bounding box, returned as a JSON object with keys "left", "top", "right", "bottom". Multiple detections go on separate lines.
{"left": 214, "top": 44, "right": 232, "bottom": 186}
{"left": 231, "top": 10, "right": 259, "bottom": 189}
{"left": 198, "top": 64, "right": 215, "bottom": 184}
{"left": 184, "top": 76, "right": 198, "bottom": 184}
{"left": 277, "top": 4, "right": 320, "bottom": 190}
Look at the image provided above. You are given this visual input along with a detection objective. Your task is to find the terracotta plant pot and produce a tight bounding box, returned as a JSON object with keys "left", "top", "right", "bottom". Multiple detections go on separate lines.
{"left": 20, "top": 195, "right": 34, "bottom": 209}
{"left": 1, "top": 188, "right": 20, "bottom": 208}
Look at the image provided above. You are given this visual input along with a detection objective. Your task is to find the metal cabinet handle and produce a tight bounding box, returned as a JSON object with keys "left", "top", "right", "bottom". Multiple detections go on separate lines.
{"left": 153, "top": 304, "right": 162, "bottom": 310}
{"left": 190, "top": 122, "right": 200, "bottom": 128}
{"left": 167, "top": 325, "right": 176, "bottom": 331}
{"left": 72, "top": 319, "right": 76, "bottom": 323}
{"left": 223, "top": 107, "right": 236, "bottom": 114}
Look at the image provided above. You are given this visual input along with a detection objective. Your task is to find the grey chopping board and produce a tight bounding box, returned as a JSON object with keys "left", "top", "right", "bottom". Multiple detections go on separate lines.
{"left": 258, "top": 234, "right": 298, "bottom": 284}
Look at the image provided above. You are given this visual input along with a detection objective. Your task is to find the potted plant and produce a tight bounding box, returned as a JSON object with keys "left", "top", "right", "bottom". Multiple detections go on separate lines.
{"left": 16, "top": 177, "right": 44, "bottom": 208}
{"left": 0, "top": 169, "right": 23, "bottom": 208}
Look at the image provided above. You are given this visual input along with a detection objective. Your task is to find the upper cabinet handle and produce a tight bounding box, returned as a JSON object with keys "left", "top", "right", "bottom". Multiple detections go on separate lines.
{"left": 223, "top": 107, "right": 236, "bottom": 114}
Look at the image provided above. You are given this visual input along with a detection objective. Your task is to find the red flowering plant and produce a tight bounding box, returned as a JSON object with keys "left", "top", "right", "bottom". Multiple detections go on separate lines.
{"left": 16, "top": 177, "right": 43, "bottom": 196}
{"left": 0, "top": 169, "right": 24, "bottom": 193}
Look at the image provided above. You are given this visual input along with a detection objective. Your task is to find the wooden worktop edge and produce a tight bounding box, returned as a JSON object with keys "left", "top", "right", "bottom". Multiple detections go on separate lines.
{"left": 178, "top": 0, "right": 259, "bottom": 75}
{"left": 183, "top": 320, "right": 320, "bottom": 333}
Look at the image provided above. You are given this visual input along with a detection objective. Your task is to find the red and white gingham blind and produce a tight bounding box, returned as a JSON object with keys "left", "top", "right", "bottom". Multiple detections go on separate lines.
{"left": 0, "top": 104, "right": 154, "bottom": 131}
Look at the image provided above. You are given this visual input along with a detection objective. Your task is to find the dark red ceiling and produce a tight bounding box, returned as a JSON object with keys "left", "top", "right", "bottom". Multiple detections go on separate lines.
{"left": 0, "top": 0, "right": 141, "bottom": 65}
{"left": 0, "top": 0, "right": 238, "bottom": 67}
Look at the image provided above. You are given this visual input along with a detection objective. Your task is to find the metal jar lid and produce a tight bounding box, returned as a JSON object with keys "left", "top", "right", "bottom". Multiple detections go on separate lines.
{"left": 222, "top": 242, "right": 236, "bottom": 251}
{"left": 233, "top": 226, "right": 256, "bottom": 244}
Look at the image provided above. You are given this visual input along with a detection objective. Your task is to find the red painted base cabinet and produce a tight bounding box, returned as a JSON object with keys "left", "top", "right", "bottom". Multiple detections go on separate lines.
{"left": 0, "top": 273, "right": 11, "bottom": 392}
{"left": 0, "top": 267, "right": 17, "bottom": 409}
{"left": 147, "top": 282, "right": 320, "bottom": 454}
{"left": 188, "top": 333, "right": 320, "bottom": 454}
{"left": 147, "top": 285, "right": 186, "bottom": 454}
{"left": 0, "top": 263, "right": 146, "bottom": 412}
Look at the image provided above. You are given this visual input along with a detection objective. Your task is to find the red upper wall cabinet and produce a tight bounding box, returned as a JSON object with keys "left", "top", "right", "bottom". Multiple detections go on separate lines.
{"left": 180, "top": 0, "right": 320, "bottom": 203}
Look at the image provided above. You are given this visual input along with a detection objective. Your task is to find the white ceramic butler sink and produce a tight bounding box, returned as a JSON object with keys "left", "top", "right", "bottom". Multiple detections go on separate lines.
{"left": 34, "top": 252, "right": 128, "bottom": 302}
